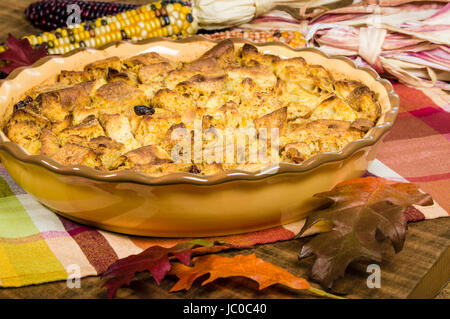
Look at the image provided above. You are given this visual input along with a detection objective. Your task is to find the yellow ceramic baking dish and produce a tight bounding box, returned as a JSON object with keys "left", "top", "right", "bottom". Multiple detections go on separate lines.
{"left": 0, "top": 37, "right": 399, "bottom": 237}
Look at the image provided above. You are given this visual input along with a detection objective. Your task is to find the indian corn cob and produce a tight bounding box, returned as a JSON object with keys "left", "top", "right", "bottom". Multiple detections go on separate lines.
{"left": 0, "top": 1, "right": 197, "bottom": 55}
{"left": 25, "top": 0, "right": 139, "bottom": 31}
{"left": 0, "top": 1, "right": 306, "bottom": 56}
{"left": 199, "top": 29, "right": 305, "bottom": 48}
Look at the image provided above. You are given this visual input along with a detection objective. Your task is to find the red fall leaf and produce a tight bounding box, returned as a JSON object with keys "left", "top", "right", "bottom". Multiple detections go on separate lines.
{"left": 102, "top": 239, "right": 219, "bottom": 299}
{"left": 0, "top": 34, "right": 48, "bottom": 75}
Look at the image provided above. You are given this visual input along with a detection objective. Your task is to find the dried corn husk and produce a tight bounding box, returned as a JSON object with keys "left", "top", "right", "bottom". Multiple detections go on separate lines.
{"left": 307, "top": 1, "right": 450, "bottom": 88}
{"left": 364, "top": 0, "right": 449, "bottom": 6}
{"left": 310, "top": 2, "right": 444, "bottom": 25}
{"left": 238, "top": 10, "right": 304, "bottom": 31}
{"left": 192, "top": 0, "right": 344, "bottom": 30}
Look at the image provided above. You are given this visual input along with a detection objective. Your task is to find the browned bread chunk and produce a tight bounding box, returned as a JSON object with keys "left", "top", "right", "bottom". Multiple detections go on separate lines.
{"left": 4, "top": 40, "right": 381, "bottom": 175}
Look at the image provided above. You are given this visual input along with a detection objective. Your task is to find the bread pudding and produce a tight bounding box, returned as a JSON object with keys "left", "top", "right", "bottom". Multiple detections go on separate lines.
{"left": 3, "top": 40, "right": 381, "bottom": 177}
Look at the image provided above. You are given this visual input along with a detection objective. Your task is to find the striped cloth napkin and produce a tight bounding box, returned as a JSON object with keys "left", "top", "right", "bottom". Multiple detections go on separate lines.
{"left": 0, "top": 82, "right": 448, "bottom": 288}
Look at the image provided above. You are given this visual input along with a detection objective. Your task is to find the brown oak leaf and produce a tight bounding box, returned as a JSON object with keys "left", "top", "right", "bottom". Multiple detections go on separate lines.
{"left": 298, "top": 176, "right": 433, "bottom": 289}
{"left": 0, "top": 34, "right": 48, "bottom": 75}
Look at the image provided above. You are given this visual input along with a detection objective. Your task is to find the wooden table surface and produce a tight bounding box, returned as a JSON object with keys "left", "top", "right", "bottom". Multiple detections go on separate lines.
{"left": 0, "top": 0, "right": 448, "bottom": 299}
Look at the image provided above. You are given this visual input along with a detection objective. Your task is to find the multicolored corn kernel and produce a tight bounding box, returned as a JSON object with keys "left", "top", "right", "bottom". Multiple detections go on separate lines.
{"left": 197, "top": 29, "right": 306, "bottom": 48}
{"left": 2, "top": 1, "right": 197, "bottom": 54}
{"left": 25, "top": 0, "right": 139, "bottom": 31}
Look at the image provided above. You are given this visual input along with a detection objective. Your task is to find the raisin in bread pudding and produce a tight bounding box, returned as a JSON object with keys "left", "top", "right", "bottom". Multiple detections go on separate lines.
{"left": 4, "top": 40, "right": 381, "bottom": 177}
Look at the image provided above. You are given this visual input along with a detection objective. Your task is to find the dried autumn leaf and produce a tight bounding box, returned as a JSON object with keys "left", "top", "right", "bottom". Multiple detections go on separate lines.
{"left": 0, "top": 34, "right": 48, "bottom": 75}
{"left": 169, "top": 254, "right": 342, "bottom": 298}
{"left": 298, "top": 176, "right": 433, "bottom": 289}
{"left": 102, "top": 239, "right": 218, "bottom": 299}
{"left": 169, "top": 253, "right": 311, "bottom": 292}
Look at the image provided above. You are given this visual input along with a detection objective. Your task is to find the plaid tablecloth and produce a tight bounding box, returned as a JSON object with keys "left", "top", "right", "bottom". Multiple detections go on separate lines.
{"left": 0, "top": 82, "right": 448, "bottom": 288}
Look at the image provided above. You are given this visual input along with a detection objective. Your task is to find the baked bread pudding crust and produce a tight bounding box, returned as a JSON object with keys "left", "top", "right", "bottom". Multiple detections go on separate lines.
{"left": 4, "top": 40, "right": 381, "bottom": 177}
